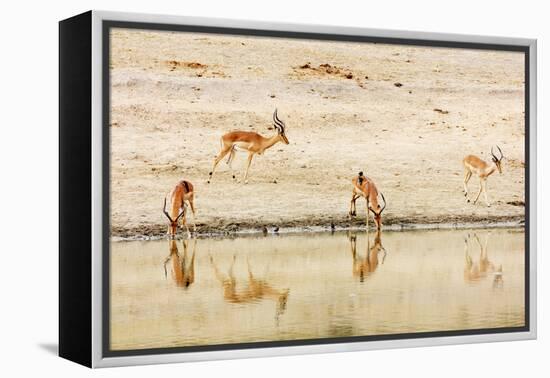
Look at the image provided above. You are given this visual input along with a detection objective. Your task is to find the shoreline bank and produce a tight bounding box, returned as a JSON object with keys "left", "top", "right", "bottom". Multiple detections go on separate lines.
{"left": 110, "top": 214, "right": 525, "bottom": 241}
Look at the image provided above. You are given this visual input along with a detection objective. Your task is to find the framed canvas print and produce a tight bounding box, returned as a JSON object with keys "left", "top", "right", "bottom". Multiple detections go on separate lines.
{"left": 59, "top": 10, "right": 537, "bottom": 368}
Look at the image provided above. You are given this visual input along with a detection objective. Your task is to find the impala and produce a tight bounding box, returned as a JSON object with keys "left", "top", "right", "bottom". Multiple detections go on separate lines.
{"left": 349, "top": 172, "right": 387, "bottom": 230}
{"left": 209, "top": 255, "right": 290, "bottom": 317}
{"left": 349, "top": 230, "right": 386, "bottom": 283}
{"left": 463, "top": 145, "right": 504, "bottom": 206}
{"left": 164, "top": 239, "right": 196, "bottom": 289}
{"left": 207, "top": 109, "right": 289, "bottom": 184}
{"left": 163, "top": 179, "right": 196, "bottom": 237}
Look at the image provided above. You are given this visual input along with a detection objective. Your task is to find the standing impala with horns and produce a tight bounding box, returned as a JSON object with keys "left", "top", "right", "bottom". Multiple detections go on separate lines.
{"left": 349, "top": 172, "right": 387, "bottom": 230}
{"left": 163, "top": 180, "right": 196, "bottom": 237}
{"left": 207, "top": 109, "right": 289, "bottom": 184}
{"left": 463, "top": 146, "right": 504, "bottom": 207}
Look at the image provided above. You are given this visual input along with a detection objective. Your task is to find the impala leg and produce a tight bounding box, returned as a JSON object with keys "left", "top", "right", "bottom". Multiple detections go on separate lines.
{"left": 228, "top": 254, "right": 237, "bottom": 281}
{"left": 365, "top": 199, "right": 370, "bottom": 230}
{"left": 464, "top": 235, "right": 474, "bottom": 275}
{"left": 180, "top": 213, "right": 191, "bottom": 239}
{"left": 483, "top": 233, "right": 490, "bottom": 260}
{"left": 465, "top": 252, "right": 473, "bottom": 269}
{"left": 227, "top": 148, "right": 237, "bottom": 181}
{"left": 208, "top": 146, "right": 232, "bottom": 183}
{"left": 472, "top": 178, "right": 483, "bottom": 204}
{"left": 366, "top": 233, "right": 371, "bottom": 260}
{"left": 463, "top": 170, "right": 472, "bottom": 201}
{"left": 464, "top": 235, "right": 469, "bottom": 260}
{"left": 243, "top": 152, "right": 254, "bottom": 184}
{"left": 163, "top": 255, "right": 171, "bottom": 278}
{"left": 189, "top": 239, "right": 196, "bottom": 284}
{"left": 349, "top": 233, "right": 357, "bottom": 258}
{"left": 482, "top": 178, "right": 490, "bottom": 207}
{"left": 246, "top": 257, "right": 254, "bottom": 281}
{"left": 182, "top": 239, "right": 188, "bottom": 263}
{"left": 188, "top": 197, "right": 197, "bottom": 233}
{"left": 473, "top": 233, "right": 483, "bottom": 256}
{"left": 209, "top": 255, "right": 225, "bottom": 284}
{"left": 185, "top": 223, "right": 191, "bottom": 238}
{"left": 349, "top": 194, "right": 358, "bottom": 217}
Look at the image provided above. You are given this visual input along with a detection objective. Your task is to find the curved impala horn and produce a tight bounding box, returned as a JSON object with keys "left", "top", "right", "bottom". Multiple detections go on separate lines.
{"left": 273, "top": 108, "right": 286, "bottom": 133}
{"left": 368, "top": 192, "right": 387, "bottom": 215}
{"left": 491, "top": 146, "right": 503, "bottom": 161}
{"left": 379, "top": 192, "right": 387, "bottom": 213}
{"left": 491, "top": 147, "right": 498, "bottom": 160}
{"left": 496, "top": 145, "right": 503, "bottom": 160}
{"left": 163, "top": 198, "right": 174, "bottom": 222}
{"left": 174, "top": 209, "right": 186, "bottom": 223}
{"left": 272, "top": 109, "right": 281, "bottom": 132}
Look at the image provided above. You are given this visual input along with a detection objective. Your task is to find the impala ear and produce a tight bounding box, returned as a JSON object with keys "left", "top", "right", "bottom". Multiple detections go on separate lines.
{"left": 357, "top": 172, "right": 364, "bottom": 184}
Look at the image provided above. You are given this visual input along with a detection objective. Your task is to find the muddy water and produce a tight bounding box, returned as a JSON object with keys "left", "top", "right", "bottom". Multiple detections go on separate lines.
{"left": 110, "top": 228, "right": 525, "bottom": 351}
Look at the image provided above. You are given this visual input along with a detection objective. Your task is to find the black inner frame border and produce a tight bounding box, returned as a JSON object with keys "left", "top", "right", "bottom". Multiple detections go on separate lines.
{"left": 102, "top": 19, "right": 530, "bottom": 358}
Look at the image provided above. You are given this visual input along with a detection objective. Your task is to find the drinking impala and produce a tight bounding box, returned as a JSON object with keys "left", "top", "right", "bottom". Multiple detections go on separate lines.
{"left": 349, "top": 172, "right": 387, "bottom": 230}
{"left": 163, "top": 179, "right": 197, "bottom": 237}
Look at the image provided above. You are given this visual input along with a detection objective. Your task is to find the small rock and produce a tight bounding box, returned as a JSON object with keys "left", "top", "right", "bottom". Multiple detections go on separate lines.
{"left": 394, "top": 82, "right": 403, "bottom": 87}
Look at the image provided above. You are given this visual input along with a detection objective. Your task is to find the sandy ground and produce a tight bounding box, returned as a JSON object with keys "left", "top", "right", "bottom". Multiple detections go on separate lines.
{"left": 109, "top": 29, "right": 526, "bottom": 237}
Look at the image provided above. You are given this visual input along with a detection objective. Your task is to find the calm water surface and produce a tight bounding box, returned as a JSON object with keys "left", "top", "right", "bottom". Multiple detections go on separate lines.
{"left": 110, "top": 228, "right": 525, "bottom": 351}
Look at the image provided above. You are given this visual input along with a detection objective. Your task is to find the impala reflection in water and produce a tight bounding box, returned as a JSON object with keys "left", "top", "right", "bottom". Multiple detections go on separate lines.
{"left": 209, "top": 254, "right": 290, "bottom": 320}
{"left": 464, "top": 233, "right": 504, "bottom": 289}
{"left": 163, "top": 239, "right": 196, "bottom": 289}
{"left": 110, "top": 228, "right": 525, "bottom": 351}
{"left": 349, "top": 230, "right": 387, "bottom": 282}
